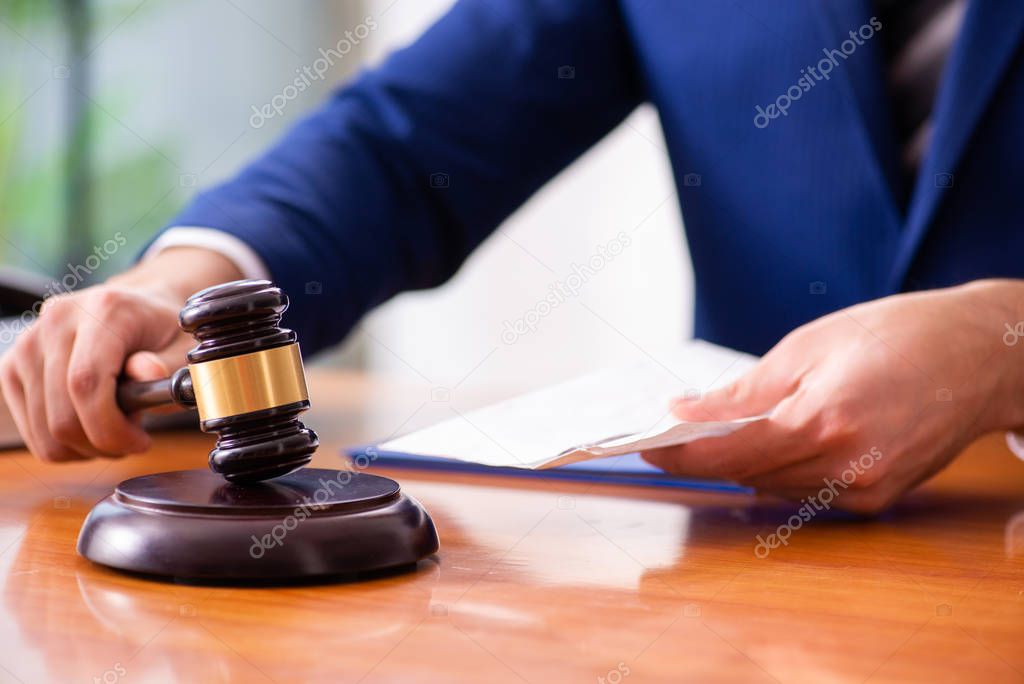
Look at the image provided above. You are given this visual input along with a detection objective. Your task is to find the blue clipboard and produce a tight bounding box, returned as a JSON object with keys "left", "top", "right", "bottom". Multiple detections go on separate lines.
{"left": 344, "top": 446, "right": 751, "bottom": 494}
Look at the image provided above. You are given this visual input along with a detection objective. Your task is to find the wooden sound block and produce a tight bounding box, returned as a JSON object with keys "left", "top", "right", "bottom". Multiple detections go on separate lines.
{"left": 77, "top": 468, "right": 439, "bottom": 582}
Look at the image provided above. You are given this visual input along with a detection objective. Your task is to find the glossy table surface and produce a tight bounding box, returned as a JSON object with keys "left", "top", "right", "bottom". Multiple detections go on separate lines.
{"left": 1, "top": 369, "right": 1022, "bottom": 683}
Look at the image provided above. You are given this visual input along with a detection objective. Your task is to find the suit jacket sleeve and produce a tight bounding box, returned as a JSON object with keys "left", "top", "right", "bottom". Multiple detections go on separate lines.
{"left": 162, "top": 0, "right": 643, "bottom": 354}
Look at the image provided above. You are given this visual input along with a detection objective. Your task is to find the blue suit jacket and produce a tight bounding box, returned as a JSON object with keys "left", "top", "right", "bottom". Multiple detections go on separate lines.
{"left": 167, "top": 0, "right": 1024, "bottom": 356}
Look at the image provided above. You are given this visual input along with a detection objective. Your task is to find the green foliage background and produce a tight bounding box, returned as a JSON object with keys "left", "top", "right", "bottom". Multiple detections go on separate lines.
{"left": 0, "top": 0, "right": 180, "bottom": 283}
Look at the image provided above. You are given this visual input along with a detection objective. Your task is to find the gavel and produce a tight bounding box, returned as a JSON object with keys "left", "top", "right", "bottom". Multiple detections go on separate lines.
{"left": 115, "top": 279, "right": 318, "bottom": 484}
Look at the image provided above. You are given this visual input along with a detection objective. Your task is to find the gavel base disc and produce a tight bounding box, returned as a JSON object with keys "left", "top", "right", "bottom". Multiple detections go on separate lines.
{"left": 77, "top": 468, "right": 439, "bottom": 581}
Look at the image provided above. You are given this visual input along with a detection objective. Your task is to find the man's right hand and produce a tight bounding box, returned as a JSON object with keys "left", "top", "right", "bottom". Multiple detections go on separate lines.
{"left": 0, "top": 247, "right": 244, "bottom": 462}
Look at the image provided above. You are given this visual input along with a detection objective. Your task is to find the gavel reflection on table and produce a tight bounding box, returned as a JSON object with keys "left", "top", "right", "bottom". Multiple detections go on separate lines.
{"left": 78, "top": 280, "right": 438, "bottom": 582}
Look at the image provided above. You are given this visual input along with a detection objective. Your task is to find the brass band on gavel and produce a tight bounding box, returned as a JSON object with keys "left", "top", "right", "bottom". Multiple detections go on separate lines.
{"left": 188, "top": 343, "right": 309, "bottom": 422}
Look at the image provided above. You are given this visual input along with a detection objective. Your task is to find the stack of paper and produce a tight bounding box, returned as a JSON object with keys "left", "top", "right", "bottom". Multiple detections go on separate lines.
{"left": 379, "top": 340, "right": 767, "bottom": 469}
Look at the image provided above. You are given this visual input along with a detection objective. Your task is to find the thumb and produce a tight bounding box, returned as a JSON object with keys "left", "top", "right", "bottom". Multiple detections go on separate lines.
{"left": 123, "top": 334, "right": 192, "bottom": 381}
{"left": 124, "top": 351, "right": 172, "bottom": 382}
{"left": 671, "top": 361, "right": 793, "bottom": 422}
{"left": 122, "top": 337, "right": 193, "bottom": 416}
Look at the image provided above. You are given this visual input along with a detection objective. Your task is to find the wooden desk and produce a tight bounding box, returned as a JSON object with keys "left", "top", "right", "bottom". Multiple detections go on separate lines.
{"left": 0, "top": 369, "right": 1022, "bottom": 683}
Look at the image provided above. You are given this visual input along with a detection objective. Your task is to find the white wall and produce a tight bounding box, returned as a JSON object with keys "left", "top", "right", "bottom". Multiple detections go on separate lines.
{"left": 357, "top": 0, "right": 694, "bottom": 398}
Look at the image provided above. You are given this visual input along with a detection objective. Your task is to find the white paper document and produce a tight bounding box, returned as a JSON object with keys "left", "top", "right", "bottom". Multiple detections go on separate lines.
{"left": 379, "top": 340, "right": 768, "bottom": 469}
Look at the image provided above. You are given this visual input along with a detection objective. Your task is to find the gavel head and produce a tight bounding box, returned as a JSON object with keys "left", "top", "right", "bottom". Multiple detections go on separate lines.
{"left": 177, "top": 280, "right": 318, "bottom": 484}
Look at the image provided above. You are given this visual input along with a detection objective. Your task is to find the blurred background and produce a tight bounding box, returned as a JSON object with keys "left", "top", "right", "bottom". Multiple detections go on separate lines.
{"left": 2, "top": 0, "right": 694, "bottom": 403}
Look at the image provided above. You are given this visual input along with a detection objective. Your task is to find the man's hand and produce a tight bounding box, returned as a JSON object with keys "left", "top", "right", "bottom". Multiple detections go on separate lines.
{"left": 0, "top": 248, "right": 243, "bottom": 461}
{"left": 643, "top": 280, "right": 1024, "bottom": 515}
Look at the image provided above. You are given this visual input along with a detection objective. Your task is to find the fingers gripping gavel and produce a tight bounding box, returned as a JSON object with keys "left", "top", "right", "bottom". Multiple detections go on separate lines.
{"left": 116, "top": 280, "right": 318, "bottom": 483}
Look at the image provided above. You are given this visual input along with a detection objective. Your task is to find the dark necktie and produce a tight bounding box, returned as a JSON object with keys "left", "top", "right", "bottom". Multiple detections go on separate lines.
{"left": 875, "top": 0, "right": 967, "bottom": 191}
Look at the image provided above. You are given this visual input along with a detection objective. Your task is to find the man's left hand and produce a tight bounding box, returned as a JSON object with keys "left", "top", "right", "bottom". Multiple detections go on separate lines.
{"left": 642, "top": 280, "right": 1024, "bottom": 514}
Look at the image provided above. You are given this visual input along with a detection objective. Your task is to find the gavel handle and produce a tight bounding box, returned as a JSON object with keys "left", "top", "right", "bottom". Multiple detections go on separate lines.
{"left": 116, "top": 367, "right": 196, "bottom": 414}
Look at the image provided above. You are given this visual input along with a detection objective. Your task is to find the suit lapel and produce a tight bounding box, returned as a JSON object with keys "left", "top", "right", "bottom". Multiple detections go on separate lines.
{"left": 813, "top": 0, "right": 905, "bottom": 224}
{"left": 887, "top": 1, "right": 1024, "bottom": 291}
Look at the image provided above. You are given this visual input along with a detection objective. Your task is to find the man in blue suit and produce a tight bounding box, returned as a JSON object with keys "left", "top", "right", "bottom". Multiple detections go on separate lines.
{"left": 4, "top": 0, "right": 1023, "bottom": 513}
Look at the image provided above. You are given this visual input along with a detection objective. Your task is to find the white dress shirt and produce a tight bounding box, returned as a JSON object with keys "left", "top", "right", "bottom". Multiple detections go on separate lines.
{"left": 143, "top": 226, "right": 270, "bottom": 281}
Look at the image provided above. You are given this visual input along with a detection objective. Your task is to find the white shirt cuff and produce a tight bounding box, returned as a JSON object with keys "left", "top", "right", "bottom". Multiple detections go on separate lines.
{"left": 1005, "top": 432, "right": 1024, "bottom": 461}
{"left": 143, "top": 227, "right": 271, "bottom": 281}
